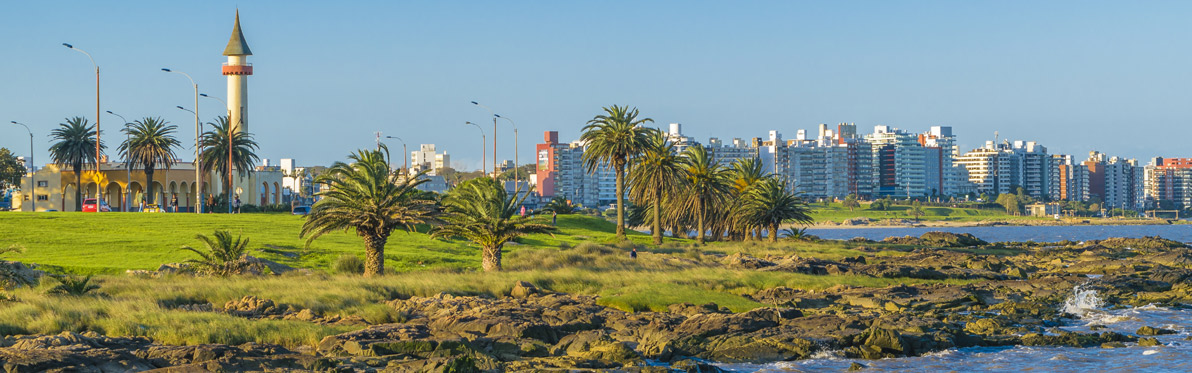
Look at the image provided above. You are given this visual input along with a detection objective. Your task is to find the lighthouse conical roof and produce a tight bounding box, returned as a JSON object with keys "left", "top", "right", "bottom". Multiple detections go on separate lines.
{"left": 222, "top": 10, "right": 253, "bottom": 56}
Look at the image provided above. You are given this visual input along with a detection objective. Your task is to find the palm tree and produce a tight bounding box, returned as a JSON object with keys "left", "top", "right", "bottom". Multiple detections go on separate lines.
{"left": 679, "top": 146, "right": 731, "bottom": 244}
{"left": 726, "top": 157, "right": 767, "bottom": 240}
{"left": 540, "top": 196, "right": 580, "bottom": 214}
{"left": 301, "top": 146, "right": 436, "bottom": 277}
{"left": 48, "top": 117, "right": 103, "bottom": 211}
{"left": 199, "top": 116, "right": 260, "bottom": 208}
{"left": 579, "top": 105, "right": 654, "bottom": 240}
{"left": 46, "top": 274, "right": 100, "bottom": 295}
{"left": 432, "top": 178, "right": 555, "bottom": 271}
{"left": 742, "top": 178, "right": 814, "bottom": 242}
{"left": 181, "top": 230, "right": 254, "bottom": 276}
{"left": 628, "top": 132, "right": 685, "bottom": 245}
{"left": 120, "top": 117, "right": 179, "bottom": 206}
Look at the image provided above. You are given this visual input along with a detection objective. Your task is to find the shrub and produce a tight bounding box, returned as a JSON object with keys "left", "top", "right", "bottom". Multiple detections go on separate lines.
{"left": 334, "top": 254, "right": 365, "bottom": 275}
{"left": 46, "top": 274, "right": 100, "bottom": 296}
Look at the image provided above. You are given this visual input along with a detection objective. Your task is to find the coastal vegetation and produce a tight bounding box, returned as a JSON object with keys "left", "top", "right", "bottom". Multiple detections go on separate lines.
{"left": 47, "top": 117, "right": 102, "bottom": 211}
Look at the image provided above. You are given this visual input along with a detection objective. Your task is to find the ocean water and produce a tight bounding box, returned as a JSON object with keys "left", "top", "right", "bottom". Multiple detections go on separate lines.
{"left": 718, "top": 287, "right": 1192, "bottom": 372}
{"left": 806, "top": 225, "right": 1192, "bottom": 243}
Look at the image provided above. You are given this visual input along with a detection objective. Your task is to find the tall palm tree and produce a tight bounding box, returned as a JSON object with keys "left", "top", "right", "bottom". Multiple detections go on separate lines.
{"left": 301, "top": 146, "right": 436, "bottom": 277}
{"left": 48, "top": 117, "right": 103, "bottom": 211}
{"left": 579, "top": 105, "right": 654, "bottom": 240}
{"left": 431, "top": 178, "right": 555, "bottom": 271}
{"left": 199, "top": 116, "right": 260, "bottom": 206}
{"left": 679, "top": 146, "right": 731, "bottom": 244}
{"left": 119, "top": 117, "right": 179, "bottom": 206}
{"left": 727, "top": 157, "right": 767, "bottom": 240}
{"left": 628, "top": 131, "right": 686, "bottom": 245}
{"left": 742, "top": 178, "right": 814, "bottom": 242}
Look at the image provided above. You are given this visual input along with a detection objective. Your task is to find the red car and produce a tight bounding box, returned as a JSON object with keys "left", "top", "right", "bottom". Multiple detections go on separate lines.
{"left": 82, "top": 198, "right": 111, "bottom": 212}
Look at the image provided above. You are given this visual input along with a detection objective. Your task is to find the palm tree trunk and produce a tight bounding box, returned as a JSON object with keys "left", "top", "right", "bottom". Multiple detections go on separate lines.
{"left": 145, "top": 167, "right": 156, "bottom": 205}
{"left": 696, "top": 199, "right": 705, "bottom": 244}
{"left": 363, "top": 235, "right": 387, "bottom": 277}
{"left": 482, "top": 245, "right": 503, "bottom": 271}
{"left": 769, "top": 223, "right": 779, "bottom": 243}
{"left": 73, "top": 164, "right": 83, "bottom": 211}
{"left": 615, "top": 166, "right": 626, "bottom": 240}
{"left": 652, "top": 198, "right": 662, "bottom": 246}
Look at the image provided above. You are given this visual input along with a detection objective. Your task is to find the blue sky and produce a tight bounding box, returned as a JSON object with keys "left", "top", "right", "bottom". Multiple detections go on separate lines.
{"left": 2, "top": 1, "right": 1190, "bottom": 170}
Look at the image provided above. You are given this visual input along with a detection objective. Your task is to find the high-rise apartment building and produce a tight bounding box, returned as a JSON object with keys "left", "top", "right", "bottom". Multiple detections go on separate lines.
{"left": 1145, "top": 157, "right": 1192, "bottom": 210}
{"left": 1084, "top": 151, "right": 1143, "bottom": 211}
{"left": 956, "top": 143, "right": 1010, "bottom": 197}
{"left": 865, "top": 126, "right": 925, "bottom": 197}
{"left": 1054, "top": 154, "right": 1089, "bottom": 202}
{"left": 919, "top": 126, "right": 962, "bottom": 196}
{"left": 534, "top": 131, "right": 614, "bottom": 208}
{"left": 408, "top": 144, "right": 450, "bottom": 176}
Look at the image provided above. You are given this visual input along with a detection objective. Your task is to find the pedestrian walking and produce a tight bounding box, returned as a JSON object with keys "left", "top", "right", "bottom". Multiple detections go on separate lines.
{"left": 171, "top": 194, "right": 179, "bottom": 213}
{"left": 552, "top": 211, "right": 557, "bottom": 226}
{"left": 631, "top": 247, "right": 637, "bottom": 259}
{"left": 234, "top": 196, "right": 242, "bottom": 214}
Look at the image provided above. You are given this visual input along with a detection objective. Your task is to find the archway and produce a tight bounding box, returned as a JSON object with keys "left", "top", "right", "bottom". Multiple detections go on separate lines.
{"left": 105, "top": 182, "right": 122, "bottom": 211}
{"left": 85, "top": 182, "right": 99, "bottom": 203}
{"left": 169, "top": 181, "right": 178, "bottom": 212}
{"left": 181, "top": 182, "right": 190, "bottom": 212}
{"left": 128, "top": 182, "right": 144, "bottom": 211}
{"left": 63, "top": 183, "right": 76, "bottom": 211}
{"left": 272, "top": 182, "right": 280, "bottom": 205}
{"left": 260, "top": 182, "right": 269, "bottom": 205}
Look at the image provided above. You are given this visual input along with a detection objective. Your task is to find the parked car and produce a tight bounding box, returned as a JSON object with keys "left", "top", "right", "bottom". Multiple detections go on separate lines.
{"left": 82, "top": 198, "right": 112, "bottom": 212}
{"left": 292, "top": 206, "right": 311, "bottom": 215}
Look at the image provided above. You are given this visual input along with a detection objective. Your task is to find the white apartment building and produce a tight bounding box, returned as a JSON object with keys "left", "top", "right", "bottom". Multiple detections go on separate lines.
{"left": 409, "top": 144, "right": 450, "bottom": 176}
{"left": 866, "top": 126, "right": 926, "bottom": 197}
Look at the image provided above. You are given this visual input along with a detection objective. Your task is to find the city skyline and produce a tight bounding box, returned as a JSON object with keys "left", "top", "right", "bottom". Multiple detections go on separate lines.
{"left": 3, "top": 1, "right": 1192, "bottom": 170}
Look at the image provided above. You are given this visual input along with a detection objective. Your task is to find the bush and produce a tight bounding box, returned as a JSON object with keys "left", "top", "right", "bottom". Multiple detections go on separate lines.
{"left": 334, "top": 255, "right": 365, "bottom": 275}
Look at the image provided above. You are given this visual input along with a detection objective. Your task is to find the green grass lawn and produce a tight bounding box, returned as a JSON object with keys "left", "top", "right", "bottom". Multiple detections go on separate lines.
{"left": 0, "top": 212, "right": 657, "bottom": 275}
{"left": 810, "top": 202, "right": 1046, "bottom": 223}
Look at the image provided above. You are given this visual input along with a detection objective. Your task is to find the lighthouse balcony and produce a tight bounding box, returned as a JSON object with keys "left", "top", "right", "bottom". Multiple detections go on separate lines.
{"left": 222, "top": 63, "right": 253, "bottom": 75}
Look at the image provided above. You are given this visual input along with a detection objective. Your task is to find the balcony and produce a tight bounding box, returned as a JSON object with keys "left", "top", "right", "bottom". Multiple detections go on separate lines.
{"left": 222, "top": 63, "right": 253, "bottom": 75}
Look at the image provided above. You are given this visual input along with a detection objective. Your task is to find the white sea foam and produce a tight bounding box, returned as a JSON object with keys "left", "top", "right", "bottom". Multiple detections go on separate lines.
{"left": 810, "top": 349, "right": 844, "bottom": 360}
{"left": 1061, "top": 285, "right": 1104, "bottom": 317}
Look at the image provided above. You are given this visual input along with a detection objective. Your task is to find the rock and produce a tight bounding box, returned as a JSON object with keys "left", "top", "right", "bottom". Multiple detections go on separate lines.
{"left": 849, "top": 362, "right": 866, "bottom": 371}
{"left": 723, "top": 253, "right": 775, "bottom": 269}
{"left": 551, "top": 330, "right": 641, "bottom": 366}
{"left": 1101, "top": 342, "right": 1126, "bottom": 348}
{"left": 222, "top": 296, "right": 286, "bottom": 318}
{"left": 671, "top": 359, "right": 728, "bottom": 373}
{"left": 964, "top": 318, "right": 1003, "bottom": 335}
{"left": 1136, "top": 326, "right": 1176, "bottom": 336}
{"left": 860, "top": 326, "right": 907, "bottom": 357}
{"left": 510, "top": 281, "right": 539, "bottom": 299}
{"left": 1138, "top": 337, "right": 1162, "bottom": 347}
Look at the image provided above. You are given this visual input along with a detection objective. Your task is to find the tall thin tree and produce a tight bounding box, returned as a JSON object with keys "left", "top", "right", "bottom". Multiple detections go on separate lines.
{"left": 579, "top": 105, "right": 654, "bottom": 240}
{"left": 119, "top": 117, "right": 179, "bottom": 206}
{"left": 628, "top": 131, "right": 685, "bottom": 245}
{"left": 679, "top": 146, "right": 731, "bottom": 244}
{"left": 49, "top": 117, "right": 103, "bottom": 211}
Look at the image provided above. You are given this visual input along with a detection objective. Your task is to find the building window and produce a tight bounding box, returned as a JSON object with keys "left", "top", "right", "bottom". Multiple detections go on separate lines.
{"left": 36, "top": 195, "right": 48, "bottom": 201}
{"left": 37, "top": 181, "right": 48, "bottom": 187}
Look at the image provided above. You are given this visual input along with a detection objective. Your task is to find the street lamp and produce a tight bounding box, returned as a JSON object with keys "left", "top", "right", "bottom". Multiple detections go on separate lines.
{"left": 465, "top": 121, "right": 486, "bottom": 175}
{"left": 494, "top": 114, "right": 519, "bottom": 187}
{"left": 163, "top": 68, "right": 202, "bottom": 213}
{"left": 104, "top": 111, "right": 133, "bottom": 212}
{"left": 10, "top": 121, "right": 34, "bottom": 212}
{"left": 385, "top": 136, "right": 408, "bottom": 174}
{"left": 63, "top": 43, "right": 102, "bottom": 200}
{"left": 201, "top": 93, "right": 235, "bottom": 214}
{"left": 471, "top": 101, "right": 497, "bottom": 179}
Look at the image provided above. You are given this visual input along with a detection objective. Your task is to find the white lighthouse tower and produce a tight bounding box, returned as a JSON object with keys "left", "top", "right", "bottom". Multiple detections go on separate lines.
{"left": 222, "top": 10, "right": 252, "bottom": 134}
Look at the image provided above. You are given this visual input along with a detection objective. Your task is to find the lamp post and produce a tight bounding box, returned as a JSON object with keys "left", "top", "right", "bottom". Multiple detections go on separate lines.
{"left": 201, "top": 93, "right": 234, "bottom": 214}
{"left": 494, "top": 114, "right": 519, "bottom": 187}
{"left": 10, "top": 121, "right": 34, "bottom": 212}
{"left": 471, "top": 101, "right": 497, "bottom": 179}
{"left": 385, "top": 136, "right": 408, "bottom": 174}
{"left": 466, "top": 121, "right": 486, "bottom": 175}
{"left": 63, "top": 43, "right": 102, "bottom": 199}
{"left": 103, "top": 111, "right": 133, "bottom": 212}
{"left": 163, "top": 68, "right": 202, "bottom": 214}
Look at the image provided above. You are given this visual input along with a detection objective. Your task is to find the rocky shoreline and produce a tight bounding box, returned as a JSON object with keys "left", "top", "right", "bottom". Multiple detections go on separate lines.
{"left": 3, "top": 235, "right": 1192, "bottom": 372}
